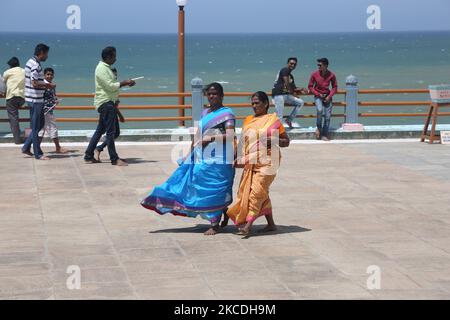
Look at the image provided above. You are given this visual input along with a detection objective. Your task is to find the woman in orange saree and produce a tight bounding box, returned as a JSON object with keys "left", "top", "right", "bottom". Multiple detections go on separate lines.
{"left": 224, "top": 91, "right": 290, "bottom": 236}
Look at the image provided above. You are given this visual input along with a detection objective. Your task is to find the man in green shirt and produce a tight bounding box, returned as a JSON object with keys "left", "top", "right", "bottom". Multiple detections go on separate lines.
{"left": 84, "top": 47, "right": 135, "bottom": 166}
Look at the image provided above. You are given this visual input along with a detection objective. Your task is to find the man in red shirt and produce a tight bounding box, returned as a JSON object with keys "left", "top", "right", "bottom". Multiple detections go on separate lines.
{"left": 308, "top": 58, "right": 338, "bottom": 141}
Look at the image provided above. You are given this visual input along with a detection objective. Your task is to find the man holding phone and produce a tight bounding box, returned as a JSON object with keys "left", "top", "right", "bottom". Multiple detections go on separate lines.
{"left": 84, "top": 46, "right": 136, "bottom": 166}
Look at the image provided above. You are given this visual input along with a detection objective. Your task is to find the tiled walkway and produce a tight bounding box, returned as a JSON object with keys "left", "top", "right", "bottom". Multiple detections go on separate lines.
{"left": 1, "top": 141, "right": 449, "bottom": 299}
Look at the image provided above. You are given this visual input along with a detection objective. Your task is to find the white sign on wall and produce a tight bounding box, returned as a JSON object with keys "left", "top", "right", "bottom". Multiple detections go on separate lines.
{"left": 441, "top": 131, "right": 450, "bottom": 145}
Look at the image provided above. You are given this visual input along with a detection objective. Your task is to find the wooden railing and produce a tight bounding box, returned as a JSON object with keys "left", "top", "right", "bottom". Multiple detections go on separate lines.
{"left": 1, "top": 89, "right": 450, "bottom": 126}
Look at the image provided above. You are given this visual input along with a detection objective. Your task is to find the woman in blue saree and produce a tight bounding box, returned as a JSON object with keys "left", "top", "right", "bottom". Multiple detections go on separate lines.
{"left": 141, "top": 83, "right": 236, "bottom": 235}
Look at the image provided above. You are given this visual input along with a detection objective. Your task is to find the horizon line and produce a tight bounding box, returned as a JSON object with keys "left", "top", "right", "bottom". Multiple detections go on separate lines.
{"left": 1, "top": 29, "right": 450, "bottom": 35}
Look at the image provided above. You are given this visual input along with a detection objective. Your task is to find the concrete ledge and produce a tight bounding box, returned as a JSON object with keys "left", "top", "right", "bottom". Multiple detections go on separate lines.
{"left": 1, "top": 125, "right": 450, "bottom": 143}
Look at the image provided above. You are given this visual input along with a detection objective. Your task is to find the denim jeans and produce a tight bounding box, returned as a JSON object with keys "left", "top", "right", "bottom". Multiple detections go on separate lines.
{"left": 315, "top": 98, "right": 333, "bottom": 137}
{"left": 97, "top": 120, "right": 120, "bottom": 152}
{"left": 84, "top": 101, "right": 119, "bottom": 163}
{"left": 273, "top": 94, "right": 304, "bottom": 122}
{"left": 22, "top": 102, "right": 45, "bottom": 159}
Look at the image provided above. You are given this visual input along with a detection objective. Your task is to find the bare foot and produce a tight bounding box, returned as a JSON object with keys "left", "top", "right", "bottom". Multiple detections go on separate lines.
{"left": 258, "top": 225, "right": 277, "bottom": 233}
{"left": 37, "top": 156, "right": 51, "bottom": 161}
{"left": 204, "top": 226, "right": 219, "bottom": 236}
{"left": 113, "top": 159, "right": 128, "bottom": 167}
{"left": 315, "top": 128, "right": 321, "bottom": 140}
{"left": 236, "top": 226, "right": 251, "bottom": 236}
{"left": 22, "top": 150, "right": 34, "bottom": 157}
{"left": 220, "top": 214, "right": 229, "bottom": 228}
{"left": 94, "top": 149, "right": 102, "bottom": 162}
{"left": 55, "top": 148, "right": 69, "bottom": 154}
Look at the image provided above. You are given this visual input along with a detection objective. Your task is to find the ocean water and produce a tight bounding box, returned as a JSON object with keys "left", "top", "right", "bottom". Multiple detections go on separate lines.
{"left": 1, "top": 31, "right": 450, "bottom": 130}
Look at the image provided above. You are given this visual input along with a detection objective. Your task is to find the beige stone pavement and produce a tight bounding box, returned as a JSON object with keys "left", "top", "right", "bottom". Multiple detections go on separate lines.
{"left": 1, "top": 141, "right": 450, "bottom": 300}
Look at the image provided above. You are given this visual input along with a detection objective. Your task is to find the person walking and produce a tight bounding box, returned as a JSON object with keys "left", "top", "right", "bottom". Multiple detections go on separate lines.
{"left": 84, "top": 47, "right": 135, "bottom": 166}
{"left": 141, "top": 83, "right": 237, "bottom": 236}
{"left": 223, "top": 91, "right": 290, "bottom": 236}
{"left": 22, "top": 44, "right": 55, "bottom": 160}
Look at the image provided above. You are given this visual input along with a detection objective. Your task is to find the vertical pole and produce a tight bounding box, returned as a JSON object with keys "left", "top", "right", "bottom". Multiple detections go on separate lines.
{"left": 178, "top": 6, "right": 186, "bottom": 127}
{"left": 345, "top": 75, "right": 359, "bottom": 124}
{"left": 191, "top": 77, "right": 204, "bottom": 125}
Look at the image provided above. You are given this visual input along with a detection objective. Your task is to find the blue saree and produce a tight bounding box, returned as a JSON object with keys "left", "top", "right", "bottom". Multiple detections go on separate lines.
{"left": 141, "top": 106, "right": 236, "bottom": 223}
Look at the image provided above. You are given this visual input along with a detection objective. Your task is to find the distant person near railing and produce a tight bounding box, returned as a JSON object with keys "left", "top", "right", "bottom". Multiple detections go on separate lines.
{"left": 308, "top": 58, "right": 338, "bottom": 141}
{"left": 2, "top": 57, "right": 25, "bottom": 144}
{"left": 272, "top": 57, "right": 308, "bottom": 129}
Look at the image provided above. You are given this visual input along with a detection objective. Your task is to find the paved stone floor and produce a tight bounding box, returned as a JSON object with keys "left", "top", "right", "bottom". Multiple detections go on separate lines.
{"left": 1, "top": 140, "right": 450, "bottom": 300}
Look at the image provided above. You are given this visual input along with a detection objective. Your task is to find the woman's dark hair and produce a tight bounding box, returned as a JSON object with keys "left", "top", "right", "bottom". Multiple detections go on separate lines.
{"left": 287, "top": 57, "right": 298, "bottom": 63}
{"left": 204, "top": 82, "right": 224, "bottom": 97}
{"left": 7, "top": 57, "right": 20, "bottom": 68}
{"left": 102, "top": 46, "right": 116, "bottom": 61}
{"left": 252, "top": 91, "right": 270, "bottom": 110}
{"left": 34, "top": 43, "right": 50, "bottom": 56}
{"left": 44, "top": 67, "right": 54, "bottom": 74}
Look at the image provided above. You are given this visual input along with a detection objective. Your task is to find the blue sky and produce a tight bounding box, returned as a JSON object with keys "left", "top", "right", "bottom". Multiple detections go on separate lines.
{"left": 1, "top": 0, "right": 450, "bottom": 33}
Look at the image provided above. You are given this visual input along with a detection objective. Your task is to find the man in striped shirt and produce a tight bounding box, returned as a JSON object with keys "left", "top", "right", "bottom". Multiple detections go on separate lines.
{"left": 22, "top": 43, "right": 55, "bottom": 160}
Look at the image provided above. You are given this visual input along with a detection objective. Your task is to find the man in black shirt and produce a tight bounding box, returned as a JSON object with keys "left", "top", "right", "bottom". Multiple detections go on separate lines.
{"left": 272, "top": 57, "right": 307, "bottom": 128}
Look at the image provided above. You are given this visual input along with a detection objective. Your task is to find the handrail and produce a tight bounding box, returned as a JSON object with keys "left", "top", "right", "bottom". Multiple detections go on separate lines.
{"left": 1, "top": 88, "right": 449, "bottom": 126}
{"left": 57, "top": 92, "right": 192, "bottom": 98}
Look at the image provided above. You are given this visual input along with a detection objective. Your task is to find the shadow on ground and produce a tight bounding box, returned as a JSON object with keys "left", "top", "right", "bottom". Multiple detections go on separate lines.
{"left": 47, "top": 150, "right": 81, "bottom": 159}
{"left": 125, "top": 158, "right": 159, "bottom": 164}
{"left": 150, "top": 224, "right": 311, "bottom": 237}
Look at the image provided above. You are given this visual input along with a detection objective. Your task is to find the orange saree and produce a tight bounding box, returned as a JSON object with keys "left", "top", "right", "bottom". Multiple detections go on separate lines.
{"left": 227, "top": 113, "right": 286, "bottom": 226}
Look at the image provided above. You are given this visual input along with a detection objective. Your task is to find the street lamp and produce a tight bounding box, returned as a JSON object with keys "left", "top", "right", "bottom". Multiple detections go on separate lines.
{"left": 176, "top": 0, "right": 187, "bottom": 127}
